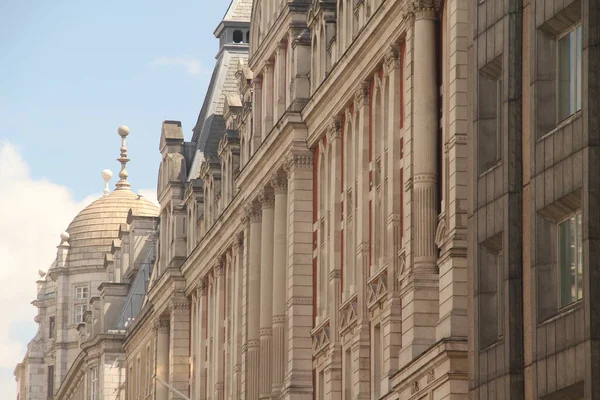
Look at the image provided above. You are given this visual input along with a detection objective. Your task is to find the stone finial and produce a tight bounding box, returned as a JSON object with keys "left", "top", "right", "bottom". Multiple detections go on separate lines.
{"left": 59, "top": 232, "right": 70, "bottom": 245}
{"left": 116, "top": 125, "right": 131, "bottom": 190}
{"left": 101, "top": 169, "right": 113, "bottom": 196}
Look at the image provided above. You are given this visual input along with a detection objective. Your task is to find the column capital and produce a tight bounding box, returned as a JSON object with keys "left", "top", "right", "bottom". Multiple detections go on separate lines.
{"left": 328, "top": 116, "right": 342, "bottom": 140}
{"left": 232, "top": 233, "right": 244, "bottom": 251}
{"left": 215, "top": 257, "right": 226, "bottom": 275}
{"left": 284, "top": 153, "right": 313, "bottom": 172}
{"left": 384, "top": 43, "right": 402, "bottom": 74}
{"left": 409, "top": 0, "right": 441, "bottom": 20}
{"left": 253, "top": 76, "right": 263, "bottom": 88}
{"left": 354, "top": 81, "right": 370, "bottom": 108}
{"left": 153, "top": 317, "right": 170, "bottom": 334}
{"left": 245, "top": 204, "right": 263, "bottom": 223}
{"left": 271, "top": 174, "right": 288, "bottom": 194}
{"left": 264, "top": 59, "right": 275, "bottom": 72}
{"left": 258, "top": 190, "right": 275, "bottom": 209}
{"left": 197, "top": 278, "right": 208, "bottom": 296}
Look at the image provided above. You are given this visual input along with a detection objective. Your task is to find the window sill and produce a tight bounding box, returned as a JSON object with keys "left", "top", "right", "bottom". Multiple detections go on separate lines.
{"left": 479, "top": 337, "right": 503, "bottom": 353}
{"left": 538, "top": 110, "right": 582, "bottom": 143}
{"left": 537, "top": 300, "right": 582, "bottom": 327}
{"left": 477, "top": 160, "right": 503, "bottom": 179}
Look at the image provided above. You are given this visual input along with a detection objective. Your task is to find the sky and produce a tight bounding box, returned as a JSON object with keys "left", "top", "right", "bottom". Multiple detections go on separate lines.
{"left": 0, "top": 0, "right": 230, "bottom": 396}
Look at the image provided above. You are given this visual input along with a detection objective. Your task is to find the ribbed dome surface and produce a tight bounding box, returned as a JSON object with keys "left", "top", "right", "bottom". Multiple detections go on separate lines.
{"left": 65, "top": 188, "right": 159, "bottom": 268}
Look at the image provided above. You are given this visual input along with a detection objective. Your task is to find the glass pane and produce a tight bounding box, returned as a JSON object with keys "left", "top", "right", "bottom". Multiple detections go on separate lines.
{"left": 577, "top": 213, "right": 583, "bottom": 300}
{"left": 559, "top": 216, "right": 577, "bottom": 307}
{"left": 576, "top": 25, "right": 583, "bottom": 112}
{"left": 558, "top": 31, "right": 574, "bottom": 121}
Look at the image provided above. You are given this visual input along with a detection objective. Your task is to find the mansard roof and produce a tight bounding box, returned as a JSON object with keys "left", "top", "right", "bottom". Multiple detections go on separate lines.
{"left": 191, "top": 49, "right": 247, "bottom": 153}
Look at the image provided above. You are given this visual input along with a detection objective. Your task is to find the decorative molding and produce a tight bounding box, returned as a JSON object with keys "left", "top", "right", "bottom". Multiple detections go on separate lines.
{"left": 329, "top": 269, "right": 342, "bottom": 280}
{"left": 170, "top": 300, "right": 190, "bottom": 315}
{"left": 339, "top": 293, "right": 358, "bottom": 334}
{"left": 367, "top": 267, "right": 388, "bottom": 310}
{"left": 427, "top": 368, "right": 435, "bottom": 383}
{"left": 198, "top": 278, "right": 208, "bottom": 296}
{"left": 411, "top": 380, "right": 420, "bottom": 394}
{"left": 311, "top": 317, "right": 330, "bottom": 357}
{"left": 284, "top": 154, "right": 313, "bottom": 172}
{"left": 245, "top": 204, "right": 262, "bottom": 223}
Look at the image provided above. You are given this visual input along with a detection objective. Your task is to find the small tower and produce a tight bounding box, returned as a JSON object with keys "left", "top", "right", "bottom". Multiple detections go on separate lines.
{"left": 116, "top": 125, "right": 131, "bottom": 190}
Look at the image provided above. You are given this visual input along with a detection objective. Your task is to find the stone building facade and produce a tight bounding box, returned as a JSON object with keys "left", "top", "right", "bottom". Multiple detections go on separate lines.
{"left": 130, "top": 0, "right": 471, "bottom": 399}
{"left": 468, "top": 0, "right": 598, "bottom": 399}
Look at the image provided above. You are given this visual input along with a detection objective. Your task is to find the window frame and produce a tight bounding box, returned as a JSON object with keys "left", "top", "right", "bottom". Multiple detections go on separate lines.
{"left": 90, "top": 366, "right": 98, "bottom": 400}
{"left": 556, "top": 23, "right": 583, "bottom": 123}
{"left": 75, "top": 285, "right": 89, "bottom": 300}
{"left": 75, "top": 304, "right": 87, "bottom": 324}
{"left": 557, "top": 211, "right": 583, "bottom": 309}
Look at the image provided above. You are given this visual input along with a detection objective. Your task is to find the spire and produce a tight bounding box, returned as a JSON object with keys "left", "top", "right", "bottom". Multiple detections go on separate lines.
{"left": 101, "top": 169, "right": 113, "bottom": 196}
{"left": 116, "top": 125, "right": 131, "bottom": 190}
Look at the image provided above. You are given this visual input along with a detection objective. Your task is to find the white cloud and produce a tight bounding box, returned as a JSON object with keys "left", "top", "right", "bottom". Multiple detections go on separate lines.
{"left": 0, "top": 141, "right": 155, "bottom": 397}
{"left": 151, "top": 56, "right": 207, "bottom": 76}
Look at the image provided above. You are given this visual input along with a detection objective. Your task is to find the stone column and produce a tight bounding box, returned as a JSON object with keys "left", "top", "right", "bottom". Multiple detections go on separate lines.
{"left": 169, "top": 300, "right": 190, "bottom": 399}
{"left": 247, "top": 205, "right": 262, "bottom": 400}
{"left": 195, "top": 282, "right": 207, "bottom": 400}
{"left": 262, "top": 61, "right": 275, "bottom": 137}
{"left": 399, "top": 2, "right": 440, "bottom": 366}
{"left": 214, "top": 262, "right": 226, "bottom": 400}
{"left": 232, "top": 236, "right": 244, "bottom": 400}
{"left": 252, "top": 77, "right": 263, "bottom": 150}
{"left": 283, "top": 152, "right": 314, "bottom": 400}
{"left": 259, "top": 189, "right": 275, "bottom": 400}
{"left": 271, "top": 174, "right": 288, "bottom": 396}
{"left": 274, "top": 43, "right": 287, "bottom": 121}
{"left": 289, "top": 28, "right": 311, "bottom": 110}
{"left": 155, "top": 318, "right": 170, "bottom": 400}
{"left": 381, "top": 44, "right": 403, "bottom": 388}
{"left": 353, "top": 82, "right": 372, "bottom": 400}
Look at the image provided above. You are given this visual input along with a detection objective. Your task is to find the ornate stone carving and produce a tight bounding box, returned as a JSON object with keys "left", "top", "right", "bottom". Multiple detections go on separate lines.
{"left": 258, "top": 190, "right": 275, "bottom": 209}
{"left": 354, "top": 81, "right": 370, "bottom": 107}
{"left": 427, "top": 368, "right": 435, "bottom": 383}
{"left": 153, "top": 318, "right": 170, "bottom": 334}
{"left": 410, "top": 0, "right": 441, "bottom": 20}
{"left": 198, "top": 278, "right": 208, "bottom": 296}
{"left": 311, "top": 318, "right": 330, "bottom": 357}
{"left": 271, "top": 174, "right": 288, "bottom": 194}
{"left": 384, "top": 43, "right": 402, "bottom": 74}
{"left": 245, "top": 204, "right": 262, "bottom": 223}
{"left": 328, "top": 116, "right": 342, "bottom": 140}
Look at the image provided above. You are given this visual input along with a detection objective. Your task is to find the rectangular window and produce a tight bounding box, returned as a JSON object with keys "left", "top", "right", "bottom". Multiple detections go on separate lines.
{"left": 477, "top": 56, "right": 503, "bottom": 174}
{"left": 146, "top": 345, "right": 152, "bottom": 395}
{"left": 48, "top": 317, "right": 55, "bottom": 339}
{"left": 47, "top": 365, "right": 54, "bottom": 398}
{"left": 558, "top": 212, "right": 583, "bottom": 308}
{"left": 75, "top": 304, "right": 86, "bottom": 324}
{"left": 558, "top": 24, "right": 582, "bottom": 122}
{"left": 90, "top": 367, "right": 98, "bottom": 400}
{"left": 75, "top": 286, "right": 89, "bottom": 300}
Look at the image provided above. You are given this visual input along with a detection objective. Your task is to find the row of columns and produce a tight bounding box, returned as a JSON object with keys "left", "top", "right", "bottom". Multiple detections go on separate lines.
{"left": 246, "top": 172, "right": 289, "bottom": 400}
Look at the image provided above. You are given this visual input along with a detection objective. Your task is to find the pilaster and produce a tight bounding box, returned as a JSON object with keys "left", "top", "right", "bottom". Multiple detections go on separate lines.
{"left": 274, "top": 42, "right": 288, "bottom": 121}
{"left": 271, "top": 173, "right": 289, "bottom": 396}
{"left": 252, "top": 77, "right": 263, "bottom": 151}
{"left": 169, "top": 299, "right": 190, "bottom": 399}
{"left": 154, "top": 317, "right": 170, "bottom": 400}
{"left": 282, "top": 152, "right": 314, "bottom": 400}
{"left": 247, "top": 205, "right": 262, "bottom": 400}
{"left": 262, "top": 61, "right": 275, "bottom": 137}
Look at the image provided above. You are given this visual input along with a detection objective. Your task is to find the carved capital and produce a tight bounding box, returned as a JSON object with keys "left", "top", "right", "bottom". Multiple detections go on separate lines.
{"left": 153, "top": 318, "right": 170, "bottom": 334}
{"left": 327, "top": 116, "right": 342, "bottom": 140}
{"left": 245, "top": 204, "right": 262, "bottom": 223}
{"left": 197, "top": 278, "right": 208, "bottom": 296}
{"left": 271, "top": 174, "right": 288, "bottom": 194}
{"left": 354, "top": 81, "right": 370, "bottom": 107}
{"left": 384, "top": 44, "right": 402, "bottom": 74}
{"left": 258, "top": 190, "right": 275, "bottom": 209}
{"left": 410, "top": 0, "right": 441, "bottom": 20}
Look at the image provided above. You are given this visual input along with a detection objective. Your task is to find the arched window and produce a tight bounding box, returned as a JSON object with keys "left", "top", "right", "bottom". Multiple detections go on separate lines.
{"left": 233, "top": 30, "right": 244, "bottom": 44}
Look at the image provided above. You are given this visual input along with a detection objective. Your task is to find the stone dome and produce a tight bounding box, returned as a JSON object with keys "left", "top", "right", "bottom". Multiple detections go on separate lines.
{"left": 65, "top": 188, "right": 159, "bottom": 268}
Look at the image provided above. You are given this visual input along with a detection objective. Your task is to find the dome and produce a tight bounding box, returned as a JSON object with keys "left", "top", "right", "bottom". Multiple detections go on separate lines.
{"left": 65, "top": 188, "right": 159, "bottom": 268}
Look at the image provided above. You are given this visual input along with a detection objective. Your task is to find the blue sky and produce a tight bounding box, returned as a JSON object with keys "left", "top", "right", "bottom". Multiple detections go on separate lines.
{"left": 0, "top": 0, "right": 228, "bottom": 199}
{"left": 0, "top": 0, "right": 232, "bottom": 396}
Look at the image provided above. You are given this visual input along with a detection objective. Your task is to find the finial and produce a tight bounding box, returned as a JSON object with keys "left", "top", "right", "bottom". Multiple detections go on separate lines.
{"left": 116, "top": 125, "right": 131, "bottom": 190}
{"left": 101, "top": 169, "right": 113, "bottom": 195}
{"left": 59, "top": 231, "right": 70, "bottom": 246}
